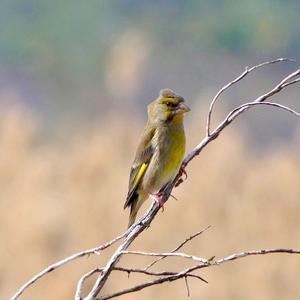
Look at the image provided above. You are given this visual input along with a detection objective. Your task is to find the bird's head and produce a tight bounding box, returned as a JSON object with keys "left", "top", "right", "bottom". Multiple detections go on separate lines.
{"left": 148, "top": 88, "right": 190, "bottom": 124}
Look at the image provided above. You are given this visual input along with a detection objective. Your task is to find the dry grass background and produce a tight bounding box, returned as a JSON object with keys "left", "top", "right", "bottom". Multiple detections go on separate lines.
{"left": 1, "top": 104, "right": 300, "bottom": 300}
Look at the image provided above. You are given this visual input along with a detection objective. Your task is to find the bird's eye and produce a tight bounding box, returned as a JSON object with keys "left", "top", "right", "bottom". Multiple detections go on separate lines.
{"left": 165, "top": 102, "right": 176, "bottom": 108}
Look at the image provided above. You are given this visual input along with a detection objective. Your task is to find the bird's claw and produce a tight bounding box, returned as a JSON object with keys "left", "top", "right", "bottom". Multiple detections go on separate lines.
{"left": 149, "top": 193, "right": 165, "bottom": 211}
{"left": 175, "top": 178, "right": 183, "bottom": 187}
{"left": 179, "top": 165, "right": 188, "bottom": 180}
{"left": 175, "top": 165, "right": 187, "bottom": 187}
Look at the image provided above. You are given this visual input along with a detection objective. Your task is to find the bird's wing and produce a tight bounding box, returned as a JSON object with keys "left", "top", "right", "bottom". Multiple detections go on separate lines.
{"left": 124, "top": 125, "right": 156, "bottom": 209}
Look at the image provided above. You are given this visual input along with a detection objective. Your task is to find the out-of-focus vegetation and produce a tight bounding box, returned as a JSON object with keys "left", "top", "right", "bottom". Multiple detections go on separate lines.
{"left": 1, "top": 1, "right": 300, "bottom": 299}
{"left": 1, "top": 107, "right": 300, "bottom": 300}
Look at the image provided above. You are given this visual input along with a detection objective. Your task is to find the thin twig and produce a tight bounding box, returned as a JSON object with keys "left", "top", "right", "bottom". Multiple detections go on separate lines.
{"left": 86, "top": 265, "right": 207, "bottom": 282}
{"left": 214, "top": 248, "right": 300, "bottom": 265}
{"left": 10, "top": 231, "right": 127, "bottom": 300}
{"left": 185, "top": 276, "right": 190, "bottom": 297}
{"left": 99, "top": 265, "right": 208, "bottom": 300}
{"left": 145, "top": 225, "right": 211, "bottom": 270}
{"left": 122, "top": 250, "right": 208, "bottom": 263}
{"left": 184, "top": 67, "right": 300, "bottom": 168}
{"left": 227, "top": 101, "right": 300, "bottom": 122}
{"left": 173, "top": 226, "right": 211, "bottom": 252}
{"left": 112, "top": 266, "right": 207, "bottom": 282}
{"left": 98, "top": 248, "right": 300, "bottom": 299}
{"left": 206, "top": 57, "right": 294, "bottom": 136}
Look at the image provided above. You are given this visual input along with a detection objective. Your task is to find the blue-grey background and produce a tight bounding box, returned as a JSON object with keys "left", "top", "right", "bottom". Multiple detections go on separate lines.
{"left": 1, "top": 0, "right": 299, "bottom": 142}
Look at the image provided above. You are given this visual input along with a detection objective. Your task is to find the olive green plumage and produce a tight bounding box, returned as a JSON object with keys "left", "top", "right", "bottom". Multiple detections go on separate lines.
{"left": 124, "top": 89, "right": 190, "bottom": 227}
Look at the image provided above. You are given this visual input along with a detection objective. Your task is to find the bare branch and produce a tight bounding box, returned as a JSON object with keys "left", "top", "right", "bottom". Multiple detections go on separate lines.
{"left": 214, "top": 248, "right": 300, "bottom": 265}
{"left": 83, "top": 215, "right": 157, "bottom": 300}
{"left": 112, "top": 266, "right": 207, "bottom": 282}
{"left": 184, "top": 67, "right": 300, "bottom": 168}
{"left": 184, "top": 277, "right": 190, "bottom": 297}
{"left": 77, "top": 265, "right": 207, "bottom": 282}
{"left": 98, "top": 248, "right": 300, "bottom": 299}
{"left": 206, "top": 57, "right": 294, "bottom": 136}
{"left": 99, "top": 266, "right": 207, "bottom": 300}
{"left": 122, "top": 250, "right": 208, "bottom": 264}
{"left": 113, "top": 266, "right": 185, "bottom": 277}
{"left": 145, "top": 225, "right": 211, "bottom": 270}
{"left": 75, "top": 269, "right": 101, "bottom": 300}
{"left": 227, "top": 101, "right": 300, "bottom": 123}
{"left": 281, "top": 77, "right": 300, "bottom": 88}
{"left": 250, "top": 69, "right": 300, "bottom": 104}
{"left": 10, "top": 232, "right": 127, "bottom": 300}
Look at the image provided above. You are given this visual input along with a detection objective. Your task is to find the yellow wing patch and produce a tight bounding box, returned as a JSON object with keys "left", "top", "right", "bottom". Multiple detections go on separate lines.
{"left": 124, "top": 162, "right": 149, "bottom": 209}
{"left": 133, "top": 163, "right": 148, "bottom": 187}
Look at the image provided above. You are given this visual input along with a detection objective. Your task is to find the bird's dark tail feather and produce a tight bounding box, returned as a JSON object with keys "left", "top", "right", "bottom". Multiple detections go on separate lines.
{"left": 128, "top": 209, "right": 137, "bottom": 228}
{"left": 127, "top": 192, "right": 146, "bottom": 228}
{"left": 127, "top": 192, "right": 139, "bottom": 228}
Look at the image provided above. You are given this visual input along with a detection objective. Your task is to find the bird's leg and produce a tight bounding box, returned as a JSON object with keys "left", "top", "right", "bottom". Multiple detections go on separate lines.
{"left": 149, "top": 192, "right": 165, "bottom": 211}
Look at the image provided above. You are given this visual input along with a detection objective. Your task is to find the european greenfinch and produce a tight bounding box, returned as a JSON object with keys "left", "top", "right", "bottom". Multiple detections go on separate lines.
{"left": 124, "top": 89, "right": 190, "bottom": 227}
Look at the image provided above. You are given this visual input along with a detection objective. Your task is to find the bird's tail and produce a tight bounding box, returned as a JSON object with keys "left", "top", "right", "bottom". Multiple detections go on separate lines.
{"left": 127, "top": 193, "right": 147, "bottom": 228}
{"left": 128, "top": 209, "right": 138, "bottom": 228}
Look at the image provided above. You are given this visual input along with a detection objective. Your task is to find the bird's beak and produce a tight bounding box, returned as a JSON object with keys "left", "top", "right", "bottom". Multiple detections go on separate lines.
{"left": 178, "top": 102, "right": 190, "bottom": 113}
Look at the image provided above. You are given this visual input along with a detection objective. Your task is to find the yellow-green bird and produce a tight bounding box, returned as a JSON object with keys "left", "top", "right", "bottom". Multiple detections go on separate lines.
{"left": 124, "top": 88, "right": 190, "bottom": 227}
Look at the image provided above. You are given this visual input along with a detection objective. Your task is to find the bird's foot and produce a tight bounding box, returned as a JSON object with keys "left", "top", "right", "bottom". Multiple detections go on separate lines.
{"left": 149, "top": 192, "right": 165, "bottom": 211}
{"left": 179, "top": 165, "right": 188, "bottom": 180}
{"left": 175, "top": 165, "right": 188, "bottom": 187}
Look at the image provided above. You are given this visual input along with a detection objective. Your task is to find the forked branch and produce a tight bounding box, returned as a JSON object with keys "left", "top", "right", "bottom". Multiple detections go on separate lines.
{"left": 99, "top": 248, "right": 300, "bottom": 300}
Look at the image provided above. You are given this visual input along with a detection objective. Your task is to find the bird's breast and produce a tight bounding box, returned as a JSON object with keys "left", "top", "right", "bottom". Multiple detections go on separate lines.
{"left": 142, "top": 124, "right": 186, "bottom": 193}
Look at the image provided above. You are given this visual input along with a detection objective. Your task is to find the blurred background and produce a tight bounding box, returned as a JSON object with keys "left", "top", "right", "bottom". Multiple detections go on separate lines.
{"left": 1, "top": 1, "right": 300, "bottom": 299}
